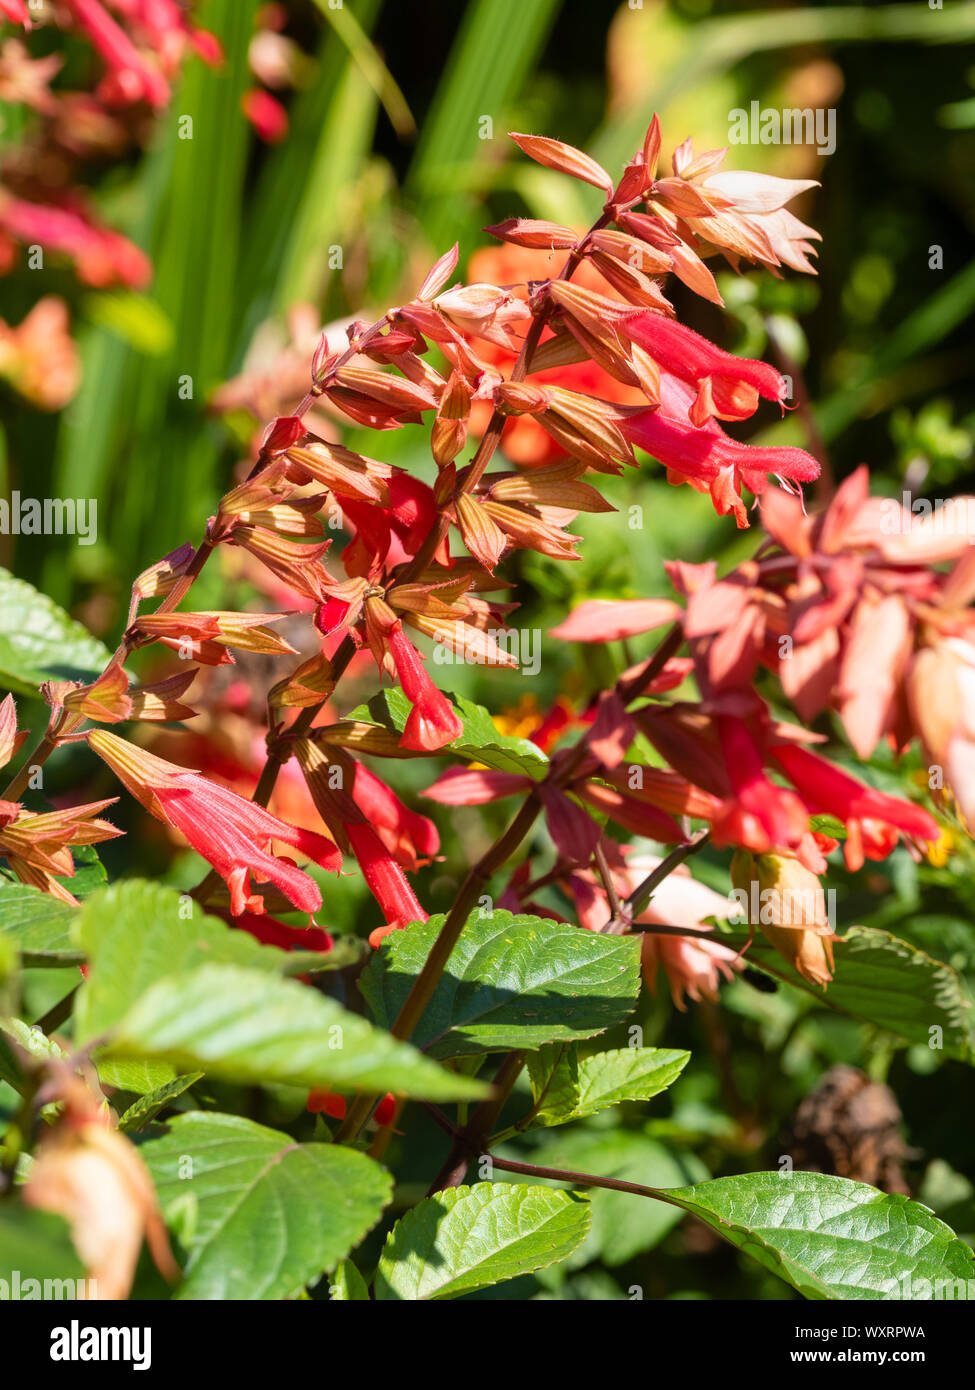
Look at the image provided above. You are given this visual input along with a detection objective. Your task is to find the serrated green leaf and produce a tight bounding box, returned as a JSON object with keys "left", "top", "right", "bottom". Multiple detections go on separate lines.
{"left": 75, "top": 880, "right": 332, "bottom": 1045}
{"left": 105, "top": 962, "right": 490, "bottom": 1101}
{"left": 0, "top": 568, "right": 113, "bottom": 695}
{"left": 0, "top": 881, "right": 81, "bottom": 966}
{"left": 662, "top": 1171, "right": 975, "bottom": 1300}
{"left": 525, "top": 1045, "right": 690, "bottom": 1129}
{"left": 524, "top": 1043, "right": 580, "bottom": 1128}
{"left": 345, "top": 687, "right": 548, "bottom": 777}
{"left": 374, "top": 1183, "right": 590, "bottom": 1300}
{"left": 142, "top": 1112, "right": 391, "bottom": 1300}
{"left": 727, "top": 926, "right": 971, "bottom": 1059}
{"left": 117, "top": 1073, "right": 203, "bottom": 1133}
{"left": 360, "top": 912, "right": 641, "bottom": 1058}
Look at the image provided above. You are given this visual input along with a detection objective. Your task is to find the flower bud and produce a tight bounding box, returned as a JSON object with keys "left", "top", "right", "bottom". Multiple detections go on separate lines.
{"left": 730, "top": 851, "right": 836, "bottom": 989}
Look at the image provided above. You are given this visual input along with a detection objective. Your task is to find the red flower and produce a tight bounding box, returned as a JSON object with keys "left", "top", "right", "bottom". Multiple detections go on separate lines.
{"left": 88, "top": 730, "right": 340, "bottom": 915}
{"left": 387, "top": 622, "right": 463, "bottom": 752}
{"left": 0, "top": 196, "right": 152, "bottom": 289}
{"left": 549, "top": 598, "right": 681, "bottom": 643}
{"left": 61, "top": 0, "right": 170, "bottom": 108}
{"left": 621, "top": 405, "right": 819, "bottom": 528}
{"left": 0, "top": 0, "right": 29, "bottom": 28}
{"left": 242, "top": 89, "right": 288, "bottom": 144}
{"left": 770, "top": 741, "right": 939, "bottom": 871}
{"left": 307, "top": 1090, "right": 396, "bottom": 1126}
{"left": 346, "top": 759, "right": 439, "bottom": 871}
{"left": 622, "top": 313, "right": 788, "bottom": 422}
{"left": 220, "top": 911, "right": 334, "bottom": 955}
{"left": 345, "top": 822, "right": 426, "bottom": 941}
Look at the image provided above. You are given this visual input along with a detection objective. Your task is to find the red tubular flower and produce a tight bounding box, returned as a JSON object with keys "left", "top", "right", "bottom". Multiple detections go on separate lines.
{"left": 295, "top": 739, "right": 429, "bottom": 936}
{"left": 219, "top": 911, "right": 334, "bottom": 955}
{"left": 373, "top": 1092, "right": 397, "bottom": 1127}
{"left": 387, "top": 622, "right": 463, "bottom": 751}
{"left": 621, "top": 406, "right": 819, "bottom": 527}
{"left": 345, "top": 821, "right": 426, "bottom": 941}
{"left": 622, "top": 313, "right": 788, "bottom": 420}
{"left": 0, "top": 197, "right": 152, "bottom": 288}
{"left": 307, "top": 1089, "right": 396, "bottom": 1125}
{"left": 88, "top": 730, "right": 340, "bottom": 915}
{"left": 307, "top": 1090, "right": 347, "bottom": 1119}
{"left": 0, "top": 0, "right": 29, "bottom": 28}
{"left": 770, "top": 741, "right": 939, "bottom": 871}
{"left": 62, "top": 0, "right": 170, "bottom": 108}
{"left": 386, "top": 474, "right": 443, "bottom": 560}
{"left": 712, "top": 713, "right": 808, "bottom": 852}
{"left": 346, "top": 760, "right": 439, "bottom": 871}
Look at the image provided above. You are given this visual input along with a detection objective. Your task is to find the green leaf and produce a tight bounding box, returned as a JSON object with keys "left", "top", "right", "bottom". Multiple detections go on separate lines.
{"left": 809, "top": 813, "right": 848, "bottom": 840}
{"left": 0, "top": 1205, "right": 86, "bottom": 1289}
{"left": 75, "top": 880, "right": 333, "bottom": 1044}
{"left": 360, "top": 912, "right": 641, "bottom": 1058}
{"left": 662, "top": 1171, "right": 975, "bottom": 1300}
{"left": 450, "top": 692, "right": 549, "bottom": 777}
{"left": 117, "top": 1073, "right": 203, "bottom": 1133}
{"left": 0, "top": 881, "right": 80, "bottom": 966}
{"left": 727, "top": 926, "right": 972, "bottom": 1059}
{"left": 374, "top": 1183, "right": 590, "bottom": 1300}
{"left": 96, "top": 1058, "right": 180, "bottom": 1094}
{"left": 346, "top": 687, "right": 548, "bottom": 777}
{"left": 142, "top": 1112, "right": 391, "bottom": 1300}
{"left": 329, "top": 1259, "right": 370, "bottom": 1301}
{"left": 0, "top": 567, "right": 113, "bottom": 695}
{"left": 524, "top": 1045, "right": 690, "bottom": 1130}
{"left": 105, "top": 962, "right": 490, "bottom": 1101}
{"left": 1, "top": 1016, "right": 65, "bottom": 1067}
{"left": 55, "top": 844, "right": 108, "bottom": 898}
{"left": 0, "top": 1018, "right": 67, "bottom": 1098}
